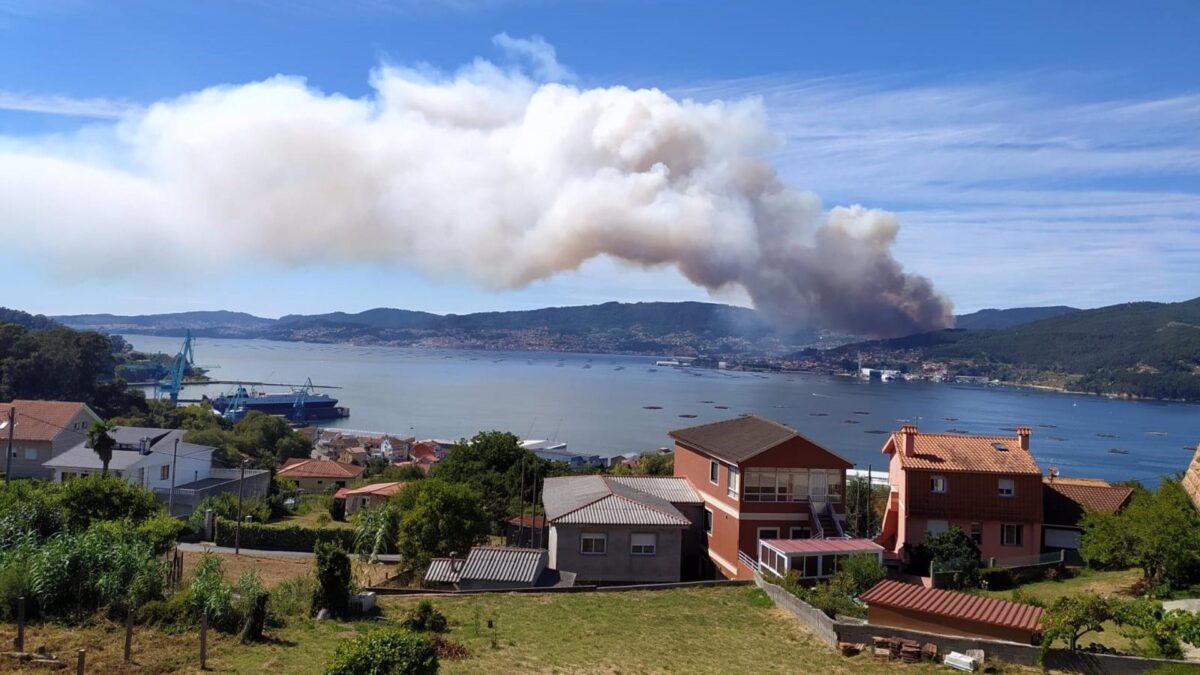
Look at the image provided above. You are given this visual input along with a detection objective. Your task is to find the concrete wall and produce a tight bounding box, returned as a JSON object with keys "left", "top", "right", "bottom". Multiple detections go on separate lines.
{"left": 552, "top": 524, "right": 683, "bottom": 583}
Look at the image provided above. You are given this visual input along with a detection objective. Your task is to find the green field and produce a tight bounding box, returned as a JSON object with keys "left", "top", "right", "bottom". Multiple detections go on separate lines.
{"left": 5, "top": 586, "right": 1037, "bottom": 674}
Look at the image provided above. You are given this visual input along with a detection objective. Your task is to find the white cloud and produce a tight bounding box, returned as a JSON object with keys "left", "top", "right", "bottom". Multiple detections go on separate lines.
{"left": 0, "top": 91, "right": 141, "bottom": 118}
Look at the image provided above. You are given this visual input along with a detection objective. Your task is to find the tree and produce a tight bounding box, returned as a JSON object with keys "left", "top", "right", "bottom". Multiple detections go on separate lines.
{"left": 836, "top": 553, "right": 887, "bottom": 595}
{"left": 1080, "top": 479, "right": 1200, "bottom": 592}
{"left": 393, "top": 479, "right": 488, "bottom": 571}
{"left": 311, "top": 541, "right": 352, "bottom": 617}
{"left": 431, "top": 431, "right": 543, "bottom": 533}
{"left": 86, "top": 419, "right": 117, "bottom": 477}
{"left": 1041, "top": 594, "right": 1114, "bottom": 652}
{"left": 911, "top": 525, "right": 980, "bottom": 585}
{"left": 635, "top": 453, "right": 673, "bottom": 476}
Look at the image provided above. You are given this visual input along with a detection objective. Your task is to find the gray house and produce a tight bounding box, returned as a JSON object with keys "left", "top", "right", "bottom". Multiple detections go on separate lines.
{"left": 543, "top": 475, "right": 703, "bottom": 584}
{"left": 0, "top": 400, "right": 99, "bottom": 480}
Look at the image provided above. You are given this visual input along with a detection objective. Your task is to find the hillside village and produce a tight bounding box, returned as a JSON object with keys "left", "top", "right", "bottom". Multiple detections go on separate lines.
{"left": 3, "top": 396, "right": 1200, "bottom": 673}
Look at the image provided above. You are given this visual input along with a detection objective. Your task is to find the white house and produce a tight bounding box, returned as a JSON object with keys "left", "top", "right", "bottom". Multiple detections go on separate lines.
{"left": 42, "top": 426, "right": 269, "bottom": 516}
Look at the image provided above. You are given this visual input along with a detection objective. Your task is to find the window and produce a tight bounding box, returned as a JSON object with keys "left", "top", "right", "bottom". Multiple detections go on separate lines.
{"left": 709, "top": 461, "right": 719, "bottom": 484}
{"left": 630, "top": 533, "right": 657, "bottom": 556}
{"left": 23, "top": 447, "right": 38, "bottom": 461}
{"left": 803, "top": 555, "right": 819, "bottom": 578}
{"left": 703, "top": 508, "right": 713, "bottom": 535}
{"left": 1001, "top": 524, "right": 1023, "bottom": 547}
{"left": 727, "top": 467, "right": 740, "bottom": 498}
{"left": 744, "top": 469, "right": 812, "bottom": 502}
{"left": 970, "top": 522, "right": 983, "bottom": 545}
{"left": 757, "top": 527, "right": 779, "bottom": 542}
{"left": 998, "top": 479, "right": 1015, "bottom": 497}
{"left": 790, "top": 526, "right": 810, "bottom": 539}
{"left": 581, "top": 532, "right": 607, "bottom": 554}
{"left": 159, "top": 464, "right": 170, "bottom": 480}
{"left": 926, "top": 519, "right": 949, "bottom": 536}
{"left": 825, "top": 470, "right": 842, "bottom": 501}
{"left": 930, "top": 476, "right": 947, "bottom": 494}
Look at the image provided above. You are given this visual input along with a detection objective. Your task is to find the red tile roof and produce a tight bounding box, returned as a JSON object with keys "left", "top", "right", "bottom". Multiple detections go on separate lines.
{"left": 860, "top": 580, "right": 1044, "bottom": 633}
{"left": 343, "top": 481, "right": 405, "bottom": 498}
{"left": 885, "top": 428, "right": 1041, "bottom": 475}
{"left": 0, "top": 400, "right": 91, "bottom": 442}
{"left": 509, "top": 514, "right": 547, "bottom": 528}
{"left": 761, "top": 538, "right": 883, "bottom": 555}
{"left": 278, "top": 458, "right": 364, "bottom": 479}
{"left": 1043, "top": 477, "right": 1133, "bottom": 527}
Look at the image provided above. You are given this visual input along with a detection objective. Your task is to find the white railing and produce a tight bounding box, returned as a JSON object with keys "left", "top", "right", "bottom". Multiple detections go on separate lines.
{"left": 738, "top": 550, "right": 760, "bottom": 574}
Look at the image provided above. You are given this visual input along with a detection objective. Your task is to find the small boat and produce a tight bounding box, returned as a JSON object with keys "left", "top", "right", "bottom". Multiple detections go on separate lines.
{"left": 647, "top": 368, "right": 658, "bottom": 372}
{"left": 1147, "top": 431, "right": 1167, "bottom": 436}
{"left": 678, "top": 414, "right": 698, "bottom": 419}
{"left": 809, "top": 412, "right": 828, "bottom": 417}
{"left": 714, "top": 405, "right": 729, "bottom": 410}
{"left": 700, "top": 400, "right": 715, "bottom": 404}
{"left": 843, "top": 419, "right": 861, "bottom": 424}
{"left": 864, "top": 430, "right": 890, "bottom": 435}
{"left": 1096, "top": 433, "right": 1119, "bottom": 439}
{"left": 642, "top": 405, "right": 663, "bottom": 410}
{"left": 943, "top": 417, "right": 959, "bottom": 421}
{"left": 853, "top": 411, "right": 871, "bottom": 415}
{"left": 1108, "top": 448, "right": 1129, "bottom": 455}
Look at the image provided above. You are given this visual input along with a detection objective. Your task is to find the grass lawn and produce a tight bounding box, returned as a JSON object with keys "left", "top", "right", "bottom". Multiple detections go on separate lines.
{"left": 179, "top": 551, "right": 395, "bottom": 589}
{"left": 2, "top": 586, "right": 1038, "bottom": 674}
{"left": 267, "top": 508, "right": 354, "bottom": 530}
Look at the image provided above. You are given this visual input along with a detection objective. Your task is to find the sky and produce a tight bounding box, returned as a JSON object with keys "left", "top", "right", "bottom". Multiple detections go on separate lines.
{"left": 1, "top": 0, "right": 1197, "bottom": 320}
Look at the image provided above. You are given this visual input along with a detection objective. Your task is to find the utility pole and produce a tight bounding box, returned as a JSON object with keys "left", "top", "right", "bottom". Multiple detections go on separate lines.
{"left": 167, "top": 437, "right": 180, "bottom": 516}
{"left": 3, "top": 406, "right": 15, "bottom": 487}
{"left": 234, "top": 458, "right": 247, "bottom": 555}
{"left": 517, "top": 455, "right": 527, "bottom": 546}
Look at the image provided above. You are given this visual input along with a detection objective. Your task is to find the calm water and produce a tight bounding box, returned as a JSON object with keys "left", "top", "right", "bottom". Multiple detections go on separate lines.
{"left": 124, "top": 335, "right": 1199, "bottom": 484}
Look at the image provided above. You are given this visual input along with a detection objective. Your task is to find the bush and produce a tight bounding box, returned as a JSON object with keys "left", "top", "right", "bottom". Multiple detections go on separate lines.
{"left": 328, "top": 497, "right": 346, "bottom": 522}
{"left": 979, "top": 567, "right": 1015, "bottom": 591}
{"left": 233, "top": 571, "right": 270, "bottom": 643}
{"left": 402, "top": 600, "right": 449, "bottom": 633}
{"left": 56, "top": 476, "right": 161, "bottom": 531}
{"left": 837, "top": 553, "right": 886, "bottom": 595}
{"left": 213, "top": 518, "right": 355, "bottom": 552}
{"left": 189, "top": 494, "right": 271, "bottom": 533}
{"left": 137, "top": 513, "right": 187, "bottom": 555}
{"left": 325, "top": 628, "right": 438, "bottom": 675}
{"left": 135, "top": 591, "right": 191, "bottom": 630}
{"left": 312, "top": 542, "right": 352, "bottom": 618}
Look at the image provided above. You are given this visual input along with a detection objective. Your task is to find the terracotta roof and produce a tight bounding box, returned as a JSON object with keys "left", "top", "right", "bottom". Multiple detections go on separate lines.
{"left": 508, "top": 514, "right": 547, "bottom": 528}
{"left": 410, "top": 441, "right": 440, "bottom": 460}
{"left": 278, "top": 458, "right": 364, "bottom": 479}
{"left": 333, "top": 488, "right": 349, "bottom": 499}
{"left": 0, "top": 400, "right": 93, "bottom": 442}
{"left": 669, "top": 414, "right": 851, "bottom": 467}
{"left": 884, "top": 428, "right": 1041, "bottom": 475}
{"left": 1184, "top": 445, "right": 1200, "bottom": 514}
{"left": 1043, "top": 478, "right": 1133, "bottom": 527}
{"left": 761, "top": 538, "right": 883, "bottom": 555}
{"left": 861, "top": 579, "right": 1044, "bottom": 633}
{"left": 343, "top": 481, "right": 405, "bottom": 498}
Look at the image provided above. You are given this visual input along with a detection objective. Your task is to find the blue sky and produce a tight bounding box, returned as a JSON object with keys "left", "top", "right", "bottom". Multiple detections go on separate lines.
{"left": 1, "top": 0, "right": 1197, "bottom": 320}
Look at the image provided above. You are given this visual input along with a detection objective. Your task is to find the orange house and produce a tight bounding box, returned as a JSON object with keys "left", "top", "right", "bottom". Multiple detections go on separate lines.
{"left": 670, "top": 415, "right": 853, "bottom": 580}
{"left": 877, "top": 426, "right": 1044, "bottom": 564}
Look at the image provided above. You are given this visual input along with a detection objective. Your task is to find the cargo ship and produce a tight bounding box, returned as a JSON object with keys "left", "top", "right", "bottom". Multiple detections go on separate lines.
{"left": 205, "top": 386, "right": 349, "bottom": 423}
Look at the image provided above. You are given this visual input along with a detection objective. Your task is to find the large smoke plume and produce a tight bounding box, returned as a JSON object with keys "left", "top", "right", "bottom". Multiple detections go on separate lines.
{"left": 0, "top": 39, "right": 953, "bottom": 336}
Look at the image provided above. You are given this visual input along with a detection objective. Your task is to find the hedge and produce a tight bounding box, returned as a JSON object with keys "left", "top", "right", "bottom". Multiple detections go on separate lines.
{"left": 213, "top": 518, "right": 355, "bottom": 553}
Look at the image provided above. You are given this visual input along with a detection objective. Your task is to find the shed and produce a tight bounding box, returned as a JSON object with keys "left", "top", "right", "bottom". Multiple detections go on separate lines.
{"left": 860, "top": 579, "right": 1044, "bottom": 645}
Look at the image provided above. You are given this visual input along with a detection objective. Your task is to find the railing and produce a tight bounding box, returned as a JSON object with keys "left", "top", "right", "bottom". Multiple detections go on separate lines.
{"left": 738, "top": 550, "right": 760, "bottom": 574}
{"left": 987, "top": 550, "right": 1065, "bottom": 570}
{"left": 809, "top": 502, "right": 825, "bottom": 538}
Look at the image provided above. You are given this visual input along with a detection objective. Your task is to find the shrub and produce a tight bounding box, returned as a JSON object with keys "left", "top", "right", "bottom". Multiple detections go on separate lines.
{"left": 213, "top": 518, "right": 355, "bottom": 552}
{"left": 979, "top": 567, "right": 1015, "bottom": 591}
{"left": 135, "top": 591, "right": 191, "bottom": 630}
{"left": 312, "top": 542, "right": 352, "bottom": 617}
{"left": 185, "top": 553, "right": 235, "bottom": 630}
{"left": 189, "top": 494, "right": 271, "bottom": 532}
{"left": 328, "top": 497, "right": 346, "bottom": 522}
{"left": 402, "top": 600, "right": 449, "bottom": 633}
{"left": 836, "top": 553, "right": 886, "bottom": 595}
{"left": 325, "top": 628, "right": 438, "bottom": 675}
{"left": 56, "top": 475, "right": 161, "bottom": 530}
{"left": 233, "top": 571, "right": 270, "bottom": 643}
{"left": 30, "top": 523, "right": 166, "bottom": 618}
{"left": 137, "top": 513, "right": 187, "bottom": 555}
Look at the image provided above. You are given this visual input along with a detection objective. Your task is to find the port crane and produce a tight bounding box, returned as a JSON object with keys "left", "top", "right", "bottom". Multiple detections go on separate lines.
{"left": 292, "top": 377, "right": 315, "bottom": 423}
{"left": 155, "top": 331, "right": 195, "bottom": 405}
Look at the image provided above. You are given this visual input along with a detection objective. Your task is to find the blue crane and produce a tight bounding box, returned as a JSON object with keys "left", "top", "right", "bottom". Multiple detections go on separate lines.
{"left": 155, "top": 331, "right": 195, "bottom": 405}
{"left": 292, "top": 377, "right": 315, "bottom": 422}
{"left": 219, "top": 385, "right": 248, "bottom": 422}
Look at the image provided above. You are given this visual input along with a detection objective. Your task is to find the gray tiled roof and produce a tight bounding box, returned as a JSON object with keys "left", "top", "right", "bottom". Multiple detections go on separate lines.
{"left": 607, "top": 476, "right": 701, "bottom": 504}
{"left": 459, "top": 547, "right": 547, "bottom": 584}
{"left": 424, "top": 558, "right": 463, "bottom": 584}
{"left": 668, "top": 414, "right": 800, "bottom": 463}
{"left": 42, "top": 446, "right": 146, "bottom": 471}
{"left": 543, "top": 475, "right": 691, "bottom": 527}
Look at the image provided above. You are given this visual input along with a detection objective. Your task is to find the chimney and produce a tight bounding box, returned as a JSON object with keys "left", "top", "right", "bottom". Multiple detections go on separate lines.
{"left": 900, "top": 425, "right": 918, "bottom": 457}
{"left": 1017, "top": 427, "right": 1032, "bottom": 451}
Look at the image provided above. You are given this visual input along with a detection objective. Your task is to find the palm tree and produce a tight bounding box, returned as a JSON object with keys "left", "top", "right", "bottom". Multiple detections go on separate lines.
{"left": 86, "top": 419, "right": 116, "bottom": 477}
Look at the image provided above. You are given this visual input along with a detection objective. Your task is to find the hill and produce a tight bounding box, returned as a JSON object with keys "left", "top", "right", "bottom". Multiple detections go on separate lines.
{"left": 953, "top": 305, "right": 1079, "bottom": 330}
{"left": 0, "top": 307, "right": 59, "bottom": 331}
{"left": 841, "top": 297, "right": 1200, "bottom": 401}
{"left": 56, "top": 301, "right": 823, "bottom": 356}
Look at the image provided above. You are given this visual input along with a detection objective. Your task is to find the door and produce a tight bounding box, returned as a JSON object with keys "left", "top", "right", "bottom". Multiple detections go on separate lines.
{"left": 810, "top": 470, "right": 827, "bottom": 503}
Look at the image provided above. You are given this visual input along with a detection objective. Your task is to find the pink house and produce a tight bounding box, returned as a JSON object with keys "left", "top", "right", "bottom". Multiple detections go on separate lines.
{"left": 877, "top": 425, "right": 1043, "bottom": 563}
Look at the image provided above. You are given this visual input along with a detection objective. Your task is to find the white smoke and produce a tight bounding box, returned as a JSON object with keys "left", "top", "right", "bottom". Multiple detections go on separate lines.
{"left": 0, "top": 38, "right": 953, "bottom": 337}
